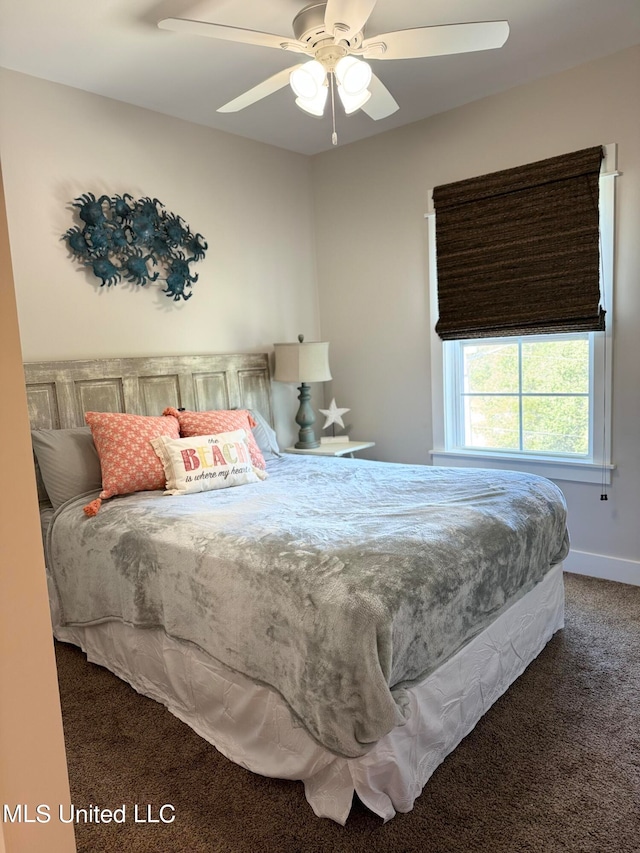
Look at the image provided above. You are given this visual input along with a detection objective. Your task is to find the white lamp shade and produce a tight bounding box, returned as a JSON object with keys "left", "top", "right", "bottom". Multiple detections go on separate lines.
{"left": 295, "top": 87, "right": 328, "bottom": 116}
{"left": 335, "top": 56, "right": 372, "bottom": 95}
{"left": 291, "top": 60, "right": 328, "bottom": 116}
{"left": 290, "top": 61, "right": 326, "bottom": 100}
{"left": 273, "top": 341, "right": 332, "bottom": 383}
{"left": 337, "top": 85, "right": 372, "bottom": 114}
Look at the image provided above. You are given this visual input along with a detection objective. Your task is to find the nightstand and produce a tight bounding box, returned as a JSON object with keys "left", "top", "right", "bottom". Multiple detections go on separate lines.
{"left": 284, "top": 441, "right": 375, "bottom": 459}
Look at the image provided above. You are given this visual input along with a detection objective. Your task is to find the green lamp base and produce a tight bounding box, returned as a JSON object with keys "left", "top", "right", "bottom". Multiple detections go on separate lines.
{"left": 294, "top": 382, "right": 320, "bottom": 449}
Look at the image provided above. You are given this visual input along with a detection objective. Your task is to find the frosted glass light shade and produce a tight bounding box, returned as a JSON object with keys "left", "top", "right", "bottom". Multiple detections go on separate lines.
{"left": 338, "top": 85, "right": 372, "bottom": 114}
{"left": 290, "top": 61, "right": 326, "bottom": 99}
{"left": 335, "top": 56, "right": 372, "bottom": 95}
{"left": 295, "top": 87, "right": 328, "bottom": 116}
{"left": 273, "top": 341, "right": 332, "bottom": 383}
{"left": 291, "top": 61, "right": 328, "bottom": 116}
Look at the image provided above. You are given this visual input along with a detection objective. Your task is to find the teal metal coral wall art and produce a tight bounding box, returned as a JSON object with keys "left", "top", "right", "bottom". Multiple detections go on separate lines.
{"left": 62, "top": 193, "right": 208, "bottom": 301}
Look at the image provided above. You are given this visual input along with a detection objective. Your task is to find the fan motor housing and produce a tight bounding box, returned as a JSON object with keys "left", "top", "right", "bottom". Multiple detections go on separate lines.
{"left": 293, "top": 2, "right": 362, "bottom": 49}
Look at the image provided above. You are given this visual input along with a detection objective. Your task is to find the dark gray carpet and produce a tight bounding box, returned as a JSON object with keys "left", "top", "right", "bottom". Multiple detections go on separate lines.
{"left": 54, "top": 573, "right": 640, "bottom": 852}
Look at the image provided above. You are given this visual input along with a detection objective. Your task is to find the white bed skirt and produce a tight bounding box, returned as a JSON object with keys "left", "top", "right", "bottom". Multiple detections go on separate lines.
{"left": 50, "top": 564, "right": 564, "bottom": 825}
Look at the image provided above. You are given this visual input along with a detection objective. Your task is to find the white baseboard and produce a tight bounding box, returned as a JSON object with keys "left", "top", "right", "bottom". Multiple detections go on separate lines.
{"left": 563, "top": 549, "right": 640, "bottom": 587}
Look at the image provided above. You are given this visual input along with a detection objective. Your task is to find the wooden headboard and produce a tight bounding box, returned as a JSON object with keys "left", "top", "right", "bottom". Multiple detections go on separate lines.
{"left": 24, "top": 353, "right": 274, "bottom": 503}
{"left": 24, "top": 352, "right": 274, "bottom": 429}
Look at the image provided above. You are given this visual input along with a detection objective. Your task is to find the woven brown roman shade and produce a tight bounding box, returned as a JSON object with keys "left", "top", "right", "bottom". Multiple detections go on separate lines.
{"left": 433, "top": 146, "right": 605, "bottom": 340}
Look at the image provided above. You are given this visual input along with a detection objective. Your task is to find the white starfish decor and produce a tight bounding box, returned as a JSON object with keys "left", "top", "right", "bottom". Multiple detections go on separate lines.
{"left": 319, "top": 398, "right": 350, "bottom": 430}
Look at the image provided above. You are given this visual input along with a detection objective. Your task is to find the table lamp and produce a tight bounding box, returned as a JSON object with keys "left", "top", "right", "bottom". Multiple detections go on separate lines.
{"left": 273, "top": 334, "right": 332, "bottom": 449}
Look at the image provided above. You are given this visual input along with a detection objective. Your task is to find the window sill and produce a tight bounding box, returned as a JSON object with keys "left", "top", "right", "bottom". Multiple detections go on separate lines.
{"left": 429, "top": 449, "right": 614, "bottom": 485}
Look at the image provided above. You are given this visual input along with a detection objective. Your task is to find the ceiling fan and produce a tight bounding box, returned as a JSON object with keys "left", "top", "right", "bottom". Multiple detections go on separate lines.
{"left": 158, "top": 1, "right": 509, "bottom": 143}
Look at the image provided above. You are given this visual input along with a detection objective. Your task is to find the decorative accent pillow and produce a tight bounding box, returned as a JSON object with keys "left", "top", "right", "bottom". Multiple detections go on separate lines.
{"left": 163, "top": 407, "right": 266, "bottom": 470}
{"left": 31, "top": 427, "right": 102, "bottom": 510}
{"left": 247, "top": 408, "right": 281, "bottom": 459}
{"left": 83, "top": 411, "right": 180, "bottom": 515}
{"left": 150, "top": 430, "right": 267, "bottom": 495}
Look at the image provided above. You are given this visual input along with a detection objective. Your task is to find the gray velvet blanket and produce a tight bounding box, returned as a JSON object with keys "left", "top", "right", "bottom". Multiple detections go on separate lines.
{"left": 47, "top": 456, "right": 569, "bottom": 758}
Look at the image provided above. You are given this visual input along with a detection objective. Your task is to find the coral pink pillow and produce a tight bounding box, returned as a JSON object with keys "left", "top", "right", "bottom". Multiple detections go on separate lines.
{"left": 84, "top": 412, "right": 180, "bottom": 515}
{"left": 163, "top": 407, "right": 266, "bottom": 470}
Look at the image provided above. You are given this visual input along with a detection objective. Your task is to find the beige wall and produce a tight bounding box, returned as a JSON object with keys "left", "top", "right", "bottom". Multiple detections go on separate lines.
{"left": 312, "top": 45, "right": 640, "bottom": 568}
{"left": 0, "top": 68, "right": 323, "bottom": 447}
{"left": 0, "top": 168, "right": 75, "bottom": 852}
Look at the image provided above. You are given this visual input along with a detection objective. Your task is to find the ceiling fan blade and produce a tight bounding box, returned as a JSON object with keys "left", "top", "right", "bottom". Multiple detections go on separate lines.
{"left": 362, "top": 21, "right": 509, "bottom": 61}
{"left": 361, "top": 73, "right": 399, "bottom": 120}
{"left": 158, "top": 18, "right": 308, "bottom": 54}
{"left": 324, "top": 0, "right": 377, "bottom": 41}
{"left": 217, "top": 65, "right": 304, "bottom": 113}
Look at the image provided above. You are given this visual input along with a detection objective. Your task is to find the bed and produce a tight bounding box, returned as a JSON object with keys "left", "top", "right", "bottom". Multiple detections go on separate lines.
{"left": 26, "top": 353, "right": 568, "bottom": 825}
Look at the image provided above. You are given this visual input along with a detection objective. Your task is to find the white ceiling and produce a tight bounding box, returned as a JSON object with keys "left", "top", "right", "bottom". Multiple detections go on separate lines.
{"left": 1, "top": 0, "right": 639, "bottom": 156}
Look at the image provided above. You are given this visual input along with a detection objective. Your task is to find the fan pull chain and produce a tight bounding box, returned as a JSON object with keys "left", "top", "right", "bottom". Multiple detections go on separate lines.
{"left": 330, "top": 72, "right": 338, "bottom": 146}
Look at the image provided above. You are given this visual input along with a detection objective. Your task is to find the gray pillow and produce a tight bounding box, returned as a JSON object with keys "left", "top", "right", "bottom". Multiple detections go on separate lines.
{"left": 31, "top": 427, "right": 102, "bottom": 510}
{"left": 248, "top": 409, "right": 281, "bottom": 459}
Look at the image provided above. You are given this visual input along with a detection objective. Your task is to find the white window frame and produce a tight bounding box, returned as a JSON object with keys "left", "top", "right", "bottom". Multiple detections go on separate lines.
{"left": 427, "top": 144, "right": 617, "bottom": 485}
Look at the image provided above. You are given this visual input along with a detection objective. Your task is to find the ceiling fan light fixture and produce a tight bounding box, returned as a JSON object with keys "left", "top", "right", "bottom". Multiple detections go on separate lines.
{"left": 337, "top": 85, "right": 372, "bottom": 114}
{"left": 295, "top": 93, "right": 327, "bottom": 117}
{"left": 335, "top": 56, "right": 372, "bottom": 96}
{"left": 290, "top": 60, "right": 326, "bottom": 100}
{"left": 295, "top": 87, "right": 328, "bottom": 117}
{"left": 160, "top": 8, "right": 511, "bottom": 136}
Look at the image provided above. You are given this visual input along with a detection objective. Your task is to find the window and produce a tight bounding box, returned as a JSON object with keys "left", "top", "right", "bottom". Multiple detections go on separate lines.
{"left": 442, "top": 330, "right": 607, "bottom": 471}
{"left": 428, "top": 147, "right": 616, "bottom": 485}
{"left": 448, "top": 334, "right": 591, "bottom": 456}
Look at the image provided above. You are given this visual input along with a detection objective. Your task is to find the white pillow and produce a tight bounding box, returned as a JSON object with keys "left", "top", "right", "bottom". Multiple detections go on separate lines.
{"left": 150, "top": 429, "right": 267, "bottom": 495}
